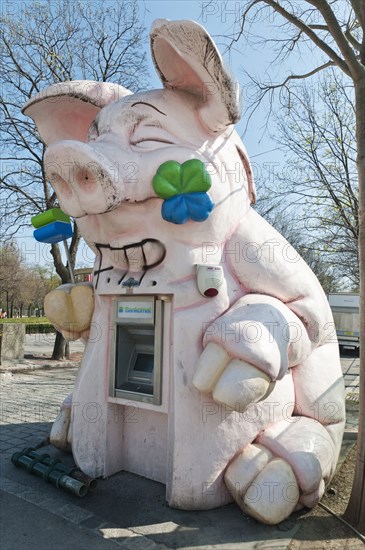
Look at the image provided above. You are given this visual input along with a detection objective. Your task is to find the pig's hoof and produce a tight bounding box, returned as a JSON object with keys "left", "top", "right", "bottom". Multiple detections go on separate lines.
{"left": 45, "top": 284, "right": 94, "bottom": 340}
{"left": 50, "top": 408, "right": 72, "bottom": 453}
{"left": 225, "top": 444, "right": 299, "bottom": 525}
{"left": 193, "top": 342, "right": 275, "bottom": 412}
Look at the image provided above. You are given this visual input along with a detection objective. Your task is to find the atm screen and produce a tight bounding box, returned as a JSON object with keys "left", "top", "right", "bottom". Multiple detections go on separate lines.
{"left": 133, "top": 353, "right": 154, "bottom": 374}
{"left": 118, "top": 352, "right": 155, "bottom": 395}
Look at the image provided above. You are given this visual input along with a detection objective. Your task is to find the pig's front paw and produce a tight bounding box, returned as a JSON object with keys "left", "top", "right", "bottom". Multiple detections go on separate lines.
{"left": 192, "top": 342, "right": 275, "bottom": 411}
{"left": 225, "top": 444, "right": 300, "bottom": 524}
{"left": 44, "top": 283, "right": 94, "bottom": 341}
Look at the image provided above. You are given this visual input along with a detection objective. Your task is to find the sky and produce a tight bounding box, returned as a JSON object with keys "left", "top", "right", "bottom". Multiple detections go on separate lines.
{"left": 7, "top": 0, "right": 329, "bottom": 270}
{"left": 143, "top": 0, "right": 283, "bottom": 151}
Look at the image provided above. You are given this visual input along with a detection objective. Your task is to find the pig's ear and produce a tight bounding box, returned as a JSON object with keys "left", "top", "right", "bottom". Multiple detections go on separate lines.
{"left": 150, "top": 19, "right": 241, "bottom": 133}
{"left": 22, "top": 81, "right": 132, "bottom": 145}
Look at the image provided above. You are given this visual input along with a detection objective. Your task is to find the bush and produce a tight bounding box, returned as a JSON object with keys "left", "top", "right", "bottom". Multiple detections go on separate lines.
{"left": 26, "top": 323, "right": 55, "bottom": 334}
{"left": 0, "top": 317, "right": 55, "bottom": 334}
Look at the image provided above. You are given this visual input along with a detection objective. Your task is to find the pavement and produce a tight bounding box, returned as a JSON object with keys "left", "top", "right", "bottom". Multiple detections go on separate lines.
{"left": 0, "top": 335, "right": 360, "bottom": 549}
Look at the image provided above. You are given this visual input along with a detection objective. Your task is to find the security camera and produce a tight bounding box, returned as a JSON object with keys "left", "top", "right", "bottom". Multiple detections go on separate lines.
{"left": 196, "top": 265, "right": 224, "bottom": 297}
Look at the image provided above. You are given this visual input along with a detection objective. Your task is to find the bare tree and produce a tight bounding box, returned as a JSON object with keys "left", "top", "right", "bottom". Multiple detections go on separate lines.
{"left": 0, "top": 241, "right": 23, "bottom": 317}
{"left": 24, "top": 265, "right": 61, "bottom": 317}
{"left": 257, "top": 70, "right": 358, "bottom": 289}
{"left": 256, "top": 205, "right": 339, "bottom": 293}
{"left": 0, "top": 242, "right": 61, "bottom": 318}
{"left": 229, "top": 0, "right": 364, "bottom": 532}
{"left": 0, "top": 0, "right": 149, "bottom": 358}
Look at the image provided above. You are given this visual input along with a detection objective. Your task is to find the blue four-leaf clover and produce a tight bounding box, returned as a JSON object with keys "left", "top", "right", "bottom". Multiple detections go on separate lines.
{"left": 153, "top": 159, "right": 214, "bottom": 224}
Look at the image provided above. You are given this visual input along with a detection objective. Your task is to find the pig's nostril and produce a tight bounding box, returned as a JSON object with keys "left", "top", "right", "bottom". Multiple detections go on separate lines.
{"left": 49, "top": 173, "right": 73, "bottom": 199}
{"left": 76, "top": 167, "right": 97, "bottom": 188}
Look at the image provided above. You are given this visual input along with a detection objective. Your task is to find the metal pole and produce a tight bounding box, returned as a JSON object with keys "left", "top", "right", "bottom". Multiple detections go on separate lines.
{"left": 63, "top": 240, "right": 76, "bottom": 284}
{"left": 11, "top": 452, "right": 88, "bottom": 497}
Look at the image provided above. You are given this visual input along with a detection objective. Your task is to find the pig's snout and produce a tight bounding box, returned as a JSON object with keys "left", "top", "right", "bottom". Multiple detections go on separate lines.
{"left": 44, "top": 142, "right": 123, "bottom": 217}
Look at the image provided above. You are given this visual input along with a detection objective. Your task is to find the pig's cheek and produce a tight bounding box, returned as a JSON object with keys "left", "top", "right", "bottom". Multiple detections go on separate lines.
{"left": 121, "top": 146, "right": 210, "bottom": 199}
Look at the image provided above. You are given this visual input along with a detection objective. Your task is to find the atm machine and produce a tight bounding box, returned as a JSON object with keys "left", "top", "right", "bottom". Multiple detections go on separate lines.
{"left": 98, "top": 293, "right": 172, "bottom": 484}
{"left": 109, "top": 296, "right": 164, "bottom": 405}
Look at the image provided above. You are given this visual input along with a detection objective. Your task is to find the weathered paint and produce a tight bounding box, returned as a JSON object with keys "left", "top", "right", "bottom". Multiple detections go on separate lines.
{"left": 23, "top": 19, "right": 345, "bottom": 525}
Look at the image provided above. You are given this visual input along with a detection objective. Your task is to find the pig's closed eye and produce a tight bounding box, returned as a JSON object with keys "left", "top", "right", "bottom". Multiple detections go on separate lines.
{"left": 130, "top": 126, "right": 175, "bottom": 150}
{"left": 131, "top": 137, "right": 175, "bottom": 148}
{"left": 87, "top": 121, "right": 99, "bottom": 141}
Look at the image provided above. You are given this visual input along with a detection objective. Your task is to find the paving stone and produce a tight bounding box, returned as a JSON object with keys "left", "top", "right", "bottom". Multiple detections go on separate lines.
{"left": 0, "top": 346, "right": 359, "bottom": 550}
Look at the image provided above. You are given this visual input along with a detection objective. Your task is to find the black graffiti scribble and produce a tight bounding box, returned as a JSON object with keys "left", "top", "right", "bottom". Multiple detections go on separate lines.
{"left": 93, "top": 239, "right": 166, "bottom": 289}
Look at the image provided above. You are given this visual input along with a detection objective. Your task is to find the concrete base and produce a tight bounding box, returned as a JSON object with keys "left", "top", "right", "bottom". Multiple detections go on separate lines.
{"left": 0, "top": 323, "right": 25, "bottom": 363}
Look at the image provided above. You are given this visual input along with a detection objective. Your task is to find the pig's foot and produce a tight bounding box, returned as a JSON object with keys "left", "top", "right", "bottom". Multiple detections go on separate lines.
{"left": 50, "top": 397, "right": 72, "bottom": 453}
{"left": 225, "top": 444, "right": 300, "bottom": 524}
{"left": 193, "top": 342, "right": 275, "bottom": 411}
{"left": 225, "top": 417, "right": 337, "bottom": 524}
{"left": 45, "top": 283, "right": 94, "bottom": 341}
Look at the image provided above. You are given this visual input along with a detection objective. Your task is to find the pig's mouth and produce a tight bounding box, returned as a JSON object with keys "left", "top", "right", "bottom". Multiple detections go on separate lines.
{"left": 92, "top": 238, "right": 166, "bottom": 289}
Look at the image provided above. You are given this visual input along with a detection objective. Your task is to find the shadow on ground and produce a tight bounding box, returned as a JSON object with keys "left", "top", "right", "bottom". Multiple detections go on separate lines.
{"left": 1, "top": 422, "right": 361, "bottom": 549}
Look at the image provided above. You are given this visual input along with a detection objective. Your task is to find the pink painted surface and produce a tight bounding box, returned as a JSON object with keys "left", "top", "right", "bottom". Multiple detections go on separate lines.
{"left": 23, "top": 19, "right": 345, "bottom": 525}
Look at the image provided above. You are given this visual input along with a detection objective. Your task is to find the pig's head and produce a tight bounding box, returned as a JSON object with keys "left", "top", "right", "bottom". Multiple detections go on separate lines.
{"left": 23, "top": 20, "right": 255, "bottom": 277}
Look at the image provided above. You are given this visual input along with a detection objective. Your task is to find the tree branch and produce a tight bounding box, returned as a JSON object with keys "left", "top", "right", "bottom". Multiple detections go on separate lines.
{"left": 350, "top": 0, "right": 365, "bottom": 30}
{"left": 345, "top": 29, "right": 362, "bottom": 51}
{"left": 309, "top": 24, "right": 329, "bottom": 30}
{"left": 306, "top": 0, "right": 365, "bottom": 79}
{"left": 1, "top": 180, "right": 41, "bottom": 211}
{"left": 261, "top": 61, "right": 335, "bottom": 90}
{"left": 262, "top": 0, "right": 351, "bottom": 75}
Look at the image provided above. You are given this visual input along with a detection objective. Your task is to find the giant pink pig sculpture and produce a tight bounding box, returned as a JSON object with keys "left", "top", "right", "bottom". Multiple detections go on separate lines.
{"left": 23, "top": 20, "right": 345, "bottom": 525}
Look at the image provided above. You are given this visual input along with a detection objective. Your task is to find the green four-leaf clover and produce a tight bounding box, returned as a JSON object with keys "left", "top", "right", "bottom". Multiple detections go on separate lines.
{"left": 153, "top": 159, "right": 212, "bottom": 199}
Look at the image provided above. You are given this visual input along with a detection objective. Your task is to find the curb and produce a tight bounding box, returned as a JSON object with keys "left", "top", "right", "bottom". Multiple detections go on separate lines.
{"left": 0, "top": 360, "right": 80, "bottom": 373}
{"left": 0, "top": 473, "right": 169, "bottom": 549}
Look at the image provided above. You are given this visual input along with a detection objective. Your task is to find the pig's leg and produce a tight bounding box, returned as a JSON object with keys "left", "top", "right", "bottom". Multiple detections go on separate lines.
{"left": 50, "top": 394, "right": 73, "bottom": 452}
{"left": 225, "top": 417, "right": 339, "bottom": 524}
{"left": 224, "top": 343, "right": 345, "bottom": 525}
{"left": 224, "top": 443, "right": 300, "bottom": 524}
{"left": 193, "top": 293, "right": 313, "bottom": 411}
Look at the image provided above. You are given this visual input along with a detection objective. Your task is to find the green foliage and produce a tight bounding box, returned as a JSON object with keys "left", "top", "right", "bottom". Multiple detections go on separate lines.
{"left": 26, "top": 322, "right": 55, "bottom": 334}
{"left": 0, "top": 317, "right": 49, "bottom": 324}
{"left": 0, "top": 318, "right": 55, "bottom": 335}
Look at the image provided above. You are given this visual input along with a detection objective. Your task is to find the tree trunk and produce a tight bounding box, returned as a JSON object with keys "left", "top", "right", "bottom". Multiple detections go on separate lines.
{"left": 49, "top": 228, "right": 80, "bottom": 360}
{"left": 51, "top": 331, "right": 66, "bottom": 360}
{"left": 344, "top": 78, "right": 365, "bottom": 535}
{"left": 65, "top": 341, "right": 70, "bottom": 360}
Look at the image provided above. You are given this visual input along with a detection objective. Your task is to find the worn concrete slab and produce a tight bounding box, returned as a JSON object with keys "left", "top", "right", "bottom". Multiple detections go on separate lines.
{"left": 1, "top": 452, "right": 299, "bottom": 550}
